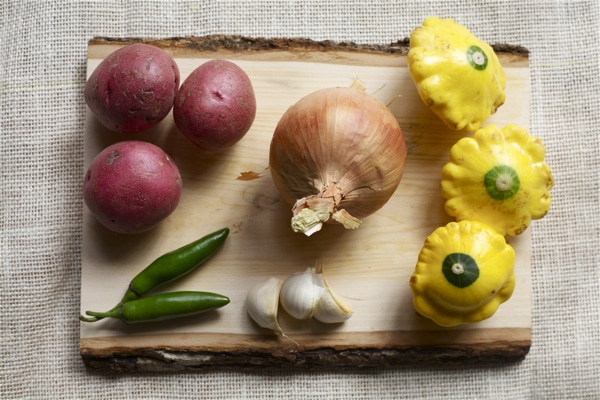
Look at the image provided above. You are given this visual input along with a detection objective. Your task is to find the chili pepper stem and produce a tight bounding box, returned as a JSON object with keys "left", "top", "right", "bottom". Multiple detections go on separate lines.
{"left": 80, "top": 303, "right": 123, "bottom": 323}
{"left": 80, "top": 288, "right": 140, "bottom": 323}
{"left": 79, "top": 314, "right": 100, "bottom": 322}
{"left": 85, "top": 308, "right": 121, "bottom": 319}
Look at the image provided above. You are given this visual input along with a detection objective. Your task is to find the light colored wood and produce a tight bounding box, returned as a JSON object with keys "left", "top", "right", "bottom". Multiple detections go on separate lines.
{"left": 80, "top": 37, "right": 532, "bottom": 370}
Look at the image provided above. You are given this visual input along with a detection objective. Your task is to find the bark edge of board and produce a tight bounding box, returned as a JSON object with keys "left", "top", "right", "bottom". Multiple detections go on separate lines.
{"left": 88, "top": 35, "right": 530, "bottom": 57}
{"left": 81, "top": 338, "right": 531, "bottom": 373}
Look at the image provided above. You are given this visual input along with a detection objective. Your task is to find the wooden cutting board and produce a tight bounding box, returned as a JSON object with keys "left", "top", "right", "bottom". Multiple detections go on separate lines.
{"left": 80, "top": 36, "right": 532, "bottom": 372}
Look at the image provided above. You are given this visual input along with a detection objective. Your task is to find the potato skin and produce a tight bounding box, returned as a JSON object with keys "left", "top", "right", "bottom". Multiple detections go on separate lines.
{"left": 173, "top": 59, "right": 256, "bottom": 154}
{"left": 83, "top": 141, "right": 182, "bottom": 234}
{"left": 85, "top": 43, "right": 180, "bottom": 134}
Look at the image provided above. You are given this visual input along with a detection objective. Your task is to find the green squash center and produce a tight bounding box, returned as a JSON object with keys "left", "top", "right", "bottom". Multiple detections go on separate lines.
{"left": 467, "top": 45, "right": 488, "bottom": 70}
{"left": 484, "top": 165, "right": 520, "bottom": 200}
{"left": 442, "top": 253, "right": 479, "bottom": 288}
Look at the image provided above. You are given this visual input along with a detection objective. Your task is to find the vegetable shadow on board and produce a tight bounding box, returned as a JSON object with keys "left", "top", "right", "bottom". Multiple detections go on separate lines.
{"left": 154, "top": 121, "right": 235, "bottom": 190}
{"left": 85, "top": 215, "right": 166, "bottom": 265}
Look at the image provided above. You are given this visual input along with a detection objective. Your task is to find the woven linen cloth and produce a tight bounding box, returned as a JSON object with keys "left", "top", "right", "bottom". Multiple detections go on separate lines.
{"left": 1, "top": 1, "right": 598, "bottom": 399}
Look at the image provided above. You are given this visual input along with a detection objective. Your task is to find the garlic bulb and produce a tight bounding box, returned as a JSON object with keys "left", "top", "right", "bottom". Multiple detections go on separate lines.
{"left": 245, "top": 277, "right": 285, "bottom": 336}
{"left": 246, "top": 264, "right": 353, "bottom": 339}
{"left": 269, "top": 86, "right": 407, "bottom": 236}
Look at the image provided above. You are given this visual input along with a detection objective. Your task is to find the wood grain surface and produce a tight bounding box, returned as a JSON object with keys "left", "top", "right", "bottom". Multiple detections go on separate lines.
{"left": 80, "top": 36, "right": 532, "bottom": 372}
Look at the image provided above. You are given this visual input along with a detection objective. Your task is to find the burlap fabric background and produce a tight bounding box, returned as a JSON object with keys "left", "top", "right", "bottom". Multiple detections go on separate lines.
{"left": 1, "top": 1, "right": 598, "bottom": 399}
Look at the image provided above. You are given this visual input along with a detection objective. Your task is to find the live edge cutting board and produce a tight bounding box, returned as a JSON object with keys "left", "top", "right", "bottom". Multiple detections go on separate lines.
{"left": 80, "top": 36, "right": 532, "bottom": 372}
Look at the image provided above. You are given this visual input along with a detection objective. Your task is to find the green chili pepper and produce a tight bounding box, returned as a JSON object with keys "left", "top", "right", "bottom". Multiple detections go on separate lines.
{"left": 122, "top": 227, "right": 230, "bottom": 302}
{"left": 79, "top": 227, "right": 229, "bottom": 323}
{"left": 84, "top": 291, "right": 230, "bottom": 323}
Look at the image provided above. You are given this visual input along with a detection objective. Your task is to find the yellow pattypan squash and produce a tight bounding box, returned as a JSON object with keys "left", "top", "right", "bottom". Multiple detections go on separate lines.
{"left": 408, "top": 17, "right": 506, "bottom": 131}
{"left": 441, "top": 124, "right": 554, "bottom": 236}
{"left": 410, "top": 220, "right": 516, "bottom": 327}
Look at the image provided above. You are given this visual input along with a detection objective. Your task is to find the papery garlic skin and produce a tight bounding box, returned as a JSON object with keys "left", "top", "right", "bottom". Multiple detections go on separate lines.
{"left": 269, "top": 87, "right": 407, "bottom": 236}
{"left": 245, "top": 277, "right": 285, "bottom": 336}
{"left": 280, "top": 268, "right": 325, "bottom": 320}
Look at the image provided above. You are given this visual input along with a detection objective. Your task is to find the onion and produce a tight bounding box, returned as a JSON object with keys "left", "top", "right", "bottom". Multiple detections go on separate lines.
{"left": 269, "top": 85, "right": 407, "bottom": 236}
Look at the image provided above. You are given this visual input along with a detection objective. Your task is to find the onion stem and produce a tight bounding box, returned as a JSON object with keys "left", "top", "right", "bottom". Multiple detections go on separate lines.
{"left": 291, "top": 209, "right": 325, "bottom": 236}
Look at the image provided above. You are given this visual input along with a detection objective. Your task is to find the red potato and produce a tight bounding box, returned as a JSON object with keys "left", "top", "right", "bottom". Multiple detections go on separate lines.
{"left": 173, "top": 59, "right": 256, "bottom": 154}
{"left": 83, "top": 141, "right": 182, "bottom": 234}
{"left": 85, "top": 43, "right": 180, "bottom": 134}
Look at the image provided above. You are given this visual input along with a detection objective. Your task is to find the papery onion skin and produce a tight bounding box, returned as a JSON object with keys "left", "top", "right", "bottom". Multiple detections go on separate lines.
{"left": 269, "top": 87, "right": 407, "bottom": 235}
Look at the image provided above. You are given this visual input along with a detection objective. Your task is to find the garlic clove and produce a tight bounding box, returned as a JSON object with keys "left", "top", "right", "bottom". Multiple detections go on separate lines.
{"left": 313, "top": 284, "right": 354, "bottom": 323}
{"left": 280, "top": 267, "right": 325, "bottom": 320}
{"left": 313, "top": 263, "right": 353, "bottom": 323}
{"left": 245, "top": 277, "right": 285, "bottom": 336}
